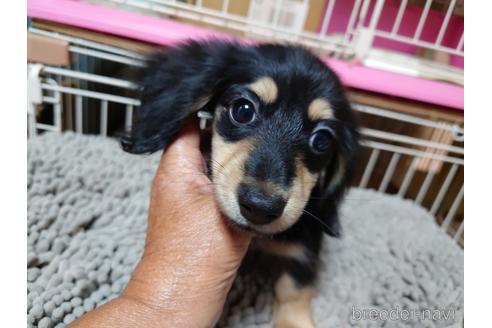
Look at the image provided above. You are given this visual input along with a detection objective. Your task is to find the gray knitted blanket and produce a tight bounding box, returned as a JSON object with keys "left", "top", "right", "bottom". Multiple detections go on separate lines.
{"left": 27, "top": 132, "right": 463, "bottom": 328}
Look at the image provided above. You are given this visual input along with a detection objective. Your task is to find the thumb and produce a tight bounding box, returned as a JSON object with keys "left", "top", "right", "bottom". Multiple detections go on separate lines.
{"left": 157, "top": 119, "right": 206, "bottom": 175}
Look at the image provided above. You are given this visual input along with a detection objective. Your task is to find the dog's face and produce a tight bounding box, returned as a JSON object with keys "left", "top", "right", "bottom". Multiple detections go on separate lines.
{"left": 123, "top": 41, "right": 359, "bottom": 235}
{"left": 212, "top": 76, "right": 350, "bottom": 234}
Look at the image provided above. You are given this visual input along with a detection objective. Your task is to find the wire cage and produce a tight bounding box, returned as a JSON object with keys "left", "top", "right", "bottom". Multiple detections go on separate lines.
{"left": 28, "top": 21, "right": 464, "bottom": 245}
{"left": 89, "top": 0, "right": 463, "bottom": 85}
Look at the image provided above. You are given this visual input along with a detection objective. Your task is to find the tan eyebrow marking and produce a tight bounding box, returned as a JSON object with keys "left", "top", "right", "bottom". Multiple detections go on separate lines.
{"left": 248, "top": 76, "right": 278, "bottom": 104}
{"left": 308, "top": 98, "right": 334, "bottom": 121}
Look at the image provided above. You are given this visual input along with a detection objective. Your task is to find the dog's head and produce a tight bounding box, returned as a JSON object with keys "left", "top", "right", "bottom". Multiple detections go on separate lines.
{"left": 122, "top": 41, "right": 359, "bottom": 235}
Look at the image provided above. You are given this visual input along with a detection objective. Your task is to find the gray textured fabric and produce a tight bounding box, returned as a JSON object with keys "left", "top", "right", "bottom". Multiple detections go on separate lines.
{"left": 27, "top": 132, "right": 463, "bottom": 328}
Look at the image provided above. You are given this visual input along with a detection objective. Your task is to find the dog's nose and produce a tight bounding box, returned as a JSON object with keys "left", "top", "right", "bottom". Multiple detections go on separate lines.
{"left": 237, "top": 183, "right": 286, "bottom": 225}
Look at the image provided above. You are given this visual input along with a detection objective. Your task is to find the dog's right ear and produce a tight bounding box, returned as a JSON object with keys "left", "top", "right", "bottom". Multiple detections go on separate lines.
{"left": 121, "top": 41, "right": 235, "bottom": 154}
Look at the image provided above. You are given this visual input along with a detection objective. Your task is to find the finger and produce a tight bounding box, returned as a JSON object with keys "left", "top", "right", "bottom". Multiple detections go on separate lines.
{"left": 158, "top": 119, "right": 205, "bottom": 173}
{"left": 167, "top": 119, "right": 201, "bottom": 154}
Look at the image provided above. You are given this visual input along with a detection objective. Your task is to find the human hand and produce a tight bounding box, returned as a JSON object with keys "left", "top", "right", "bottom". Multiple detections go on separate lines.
{"left": 70, "top": 121, "right": 252, "bottom": 327}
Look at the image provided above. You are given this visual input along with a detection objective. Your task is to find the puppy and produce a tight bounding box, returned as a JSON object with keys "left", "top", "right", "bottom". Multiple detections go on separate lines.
{"left": 122, "top": 40, "right": 359, "bottom": 327}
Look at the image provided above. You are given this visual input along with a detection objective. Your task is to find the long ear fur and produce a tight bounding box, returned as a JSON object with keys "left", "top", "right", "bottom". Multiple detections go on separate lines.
{"left": 121, "top": 40, "right": 235, "bottom": 154}
{"left": 314, "top": 107, "right": 360, "bottom": 237}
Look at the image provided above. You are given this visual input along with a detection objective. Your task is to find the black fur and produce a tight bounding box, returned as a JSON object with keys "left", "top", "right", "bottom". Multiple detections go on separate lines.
{"left": 122, "top": 40, "right": 359, "bottom": 291}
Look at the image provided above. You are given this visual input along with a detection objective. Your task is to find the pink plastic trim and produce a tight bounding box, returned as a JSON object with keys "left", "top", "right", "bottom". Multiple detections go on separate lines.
{"left": 316, "top": 0, "right": 464, "bottom": 69}
{"left": 325, "top": 58, "right": 464, "bottom": 110}
{"left": 28, "top": 0, "right": 464, "bottom": 110}
{"left": 27, "top": 0, "right": 235, "bottom": 45}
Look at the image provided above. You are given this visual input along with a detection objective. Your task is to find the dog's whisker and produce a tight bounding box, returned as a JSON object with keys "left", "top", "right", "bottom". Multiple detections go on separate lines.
{"left": 208, "top": 158, "right": 226, "bottom": 172}
{"left": 301, "top": 209, "right": 333, "bottom": 232}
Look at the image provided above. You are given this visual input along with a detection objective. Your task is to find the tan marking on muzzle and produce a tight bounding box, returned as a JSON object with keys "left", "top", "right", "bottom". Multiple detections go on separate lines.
{"left": 242, "top": 176, "right": 290, "bottom": 200}
{"left": 211, "top": 132, "right": 255, "bottom": 225}
{"left": 273, "top": 273, "right": 315, "bottom": 328}
{"left": 248, "top": 76, "right": 278, "bottom": 104}
{"left": 253, "top": 159, "right": 318, "bottom": 234}
{"left": 308, "top": 98, "right": 333, "bottom": 121}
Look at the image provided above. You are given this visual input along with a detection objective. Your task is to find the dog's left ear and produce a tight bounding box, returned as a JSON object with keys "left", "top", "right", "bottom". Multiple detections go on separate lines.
{"left": 121, "top": 41, "right": 235, "bottom": 154}
{"left": 316, "top": 118, "right": 360, "bottom": 237}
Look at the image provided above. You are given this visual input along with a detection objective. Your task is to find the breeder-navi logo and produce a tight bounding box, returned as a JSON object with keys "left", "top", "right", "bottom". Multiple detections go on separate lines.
{"left": 351, "top": 306, "right": 456, "bottom": 322}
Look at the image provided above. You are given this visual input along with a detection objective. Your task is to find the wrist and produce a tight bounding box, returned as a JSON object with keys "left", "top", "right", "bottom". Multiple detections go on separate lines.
{"left": 119, "top": 261, "right": 230, "bottom": 328}
{"left": 117, "top": 290, "right": 223, "bottom": 328}
{"left": 69, "top": 295, "right": 169, "bottom": 328}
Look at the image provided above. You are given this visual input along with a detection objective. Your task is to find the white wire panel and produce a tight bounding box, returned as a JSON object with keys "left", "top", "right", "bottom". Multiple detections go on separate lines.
{"left": 391, "top": 0, "right": 408, "bottom": 35}
{"left": 92, "top": 0, "right": 463, "bottom": 78}
{"left": 79, "top": 0, "right": 467, "bottom": 90}
{"left": 101, "top": 0, "right": 358, "bottom": 55}
{"left": 100, "top": 100, "right": 109, "bottom": 136}
{"left": 430, "top": 163, "right": 458, "bottom": 215}
{"left": 378, "top": 152, "right": 401, "bottom": 192}
{"left": 365, "top": 0, "right": 463, "bottom": 55}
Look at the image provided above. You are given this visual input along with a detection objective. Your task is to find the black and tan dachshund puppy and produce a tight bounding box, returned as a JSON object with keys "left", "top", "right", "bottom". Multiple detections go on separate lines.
{"left": 122, "top": 40, "right": 359, "bottom": 327}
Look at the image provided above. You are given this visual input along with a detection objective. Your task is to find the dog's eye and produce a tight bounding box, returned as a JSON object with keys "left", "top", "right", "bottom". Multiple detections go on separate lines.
{"left": 309, "top": 128, "right": 334, "bottom": 154}
{"left": 229, "top": 99, "right": 256, "bottom": 126}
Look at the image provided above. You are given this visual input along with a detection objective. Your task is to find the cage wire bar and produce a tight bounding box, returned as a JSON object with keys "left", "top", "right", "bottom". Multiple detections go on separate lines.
{"left": 27, "top": 16, "right": 464, "bottom": 243}
{"left": 371, "top": 0, "right": 464, "bottom": 57}
{"left": 96, "top": 0, "right": 463, "bottom": 72}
